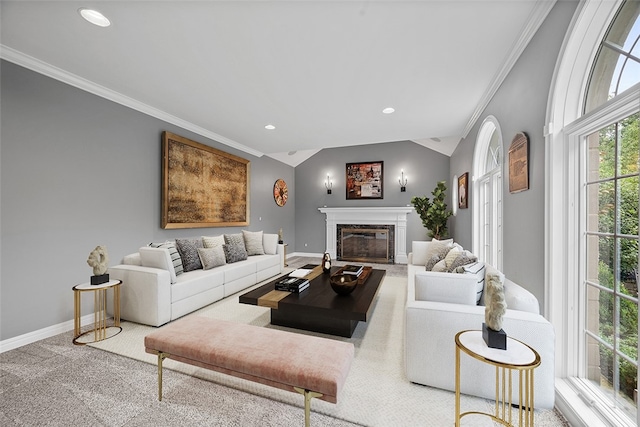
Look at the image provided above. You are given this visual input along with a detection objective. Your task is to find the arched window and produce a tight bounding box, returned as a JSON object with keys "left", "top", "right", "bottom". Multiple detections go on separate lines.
{"left": 472, "top": 116, "right": 503, "bottom": 270}
{"left": 547, "top": 1, "right": 639, "bottom": 425}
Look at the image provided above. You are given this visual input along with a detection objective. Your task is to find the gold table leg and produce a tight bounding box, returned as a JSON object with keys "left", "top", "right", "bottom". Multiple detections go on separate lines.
{"left": 294, "top": 387, "right": 323, "bottom": 427}
{"left": 157, "top": 352, "right": 168, "bottom": 401}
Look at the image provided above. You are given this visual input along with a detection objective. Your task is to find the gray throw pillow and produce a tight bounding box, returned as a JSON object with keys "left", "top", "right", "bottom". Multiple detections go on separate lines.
{"left": 447, "top": 252, "right": 478, "bottom": 272}
{"left": 242, "top": 230, "right": 265, "bottom": 256}
{"left": 425, "top": 255, "right": 442, "bottom": 271}
{"left": 223, "top": 243, "right": 248, "bottom": 263}
{"left": 197, "top": 247, "right": 226, "bottom": 270}
{"left": 224, "top": 233, "right": 246, "bottom": 250}
{"left": 175, "top": 238, "right": 204, "bottom": 272}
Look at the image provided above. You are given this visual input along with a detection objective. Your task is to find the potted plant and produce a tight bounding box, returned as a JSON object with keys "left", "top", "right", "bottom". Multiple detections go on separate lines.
{"left": 411, "top": 181, "right": 453, "bottom": 239}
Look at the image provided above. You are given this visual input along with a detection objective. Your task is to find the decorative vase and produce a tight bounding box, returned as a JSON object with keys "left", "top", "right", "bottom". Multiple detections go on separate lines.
{"left": 330, "top": 274, "right": 357, "bottom": 295}
{"left": 322, "top": 252, "right": 332, "bottom": 273}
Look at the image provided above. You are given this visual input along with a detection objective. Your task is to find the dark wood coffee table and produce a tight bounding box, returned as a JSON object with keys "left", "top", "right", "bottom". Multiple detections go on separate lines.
{"left": 239, "top": 266, "right": 386, "bottom": 337}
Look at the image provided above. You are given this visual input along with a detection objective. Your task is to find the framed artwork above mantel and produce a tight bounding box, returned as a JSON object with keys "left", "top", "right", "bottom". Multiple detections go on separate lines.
{"left": 346, "top": 161, "right": 383, "bottom": 199}
{"left": 161, "top": 131, "right": 250, "bottom": 229}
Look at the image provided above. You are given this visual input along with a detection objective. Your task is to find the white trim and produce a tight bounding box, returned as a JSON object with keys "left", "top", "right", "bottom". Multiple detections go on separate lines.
{"left": 462, "top": 0, "right": 557, "bottom": 138}
{"left": 0, "top": 313, "right": 95, "bottom": 353}
{"left": 0, "top": 45, "right": 264, "bottom": 159}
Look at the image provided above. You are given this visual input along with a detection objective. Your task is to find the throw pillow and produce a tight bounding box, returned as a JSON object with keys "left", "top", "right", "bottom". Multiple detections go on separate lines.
{"left": 443, "top": 246, "right": 462, "bottom": 269}
{"left": 223, "top": 243, "right": 248, "bottom": 263}
{"left": 175, "top": 238, "right": 204, "bottom": 272}
{"left": 149, "top": 241, "right": 184, "bottom": 276}
{"left": 242, "top": 230, "right": 265, "bottom": 256}
{"left": 425, "top": 255, "right": 441, "bottom": 271}
{"left": 197, "top": 246, "right": 227, "bottom": 270}
{"left": 455, "top": 261, "right": 486, "bottom": 304}
{"left": 447, "top": 251, "right": 478, "bottom": 272}
{"left": 431, "top": 259, "right": 448, "bottom": 272}
{"left": 263, "top": 233, "right": 278, "bottom": 255}
{"left": 224, "top": 233, "right": 246, "bottom": 250}
{"left": 202, "top": 234, "right": 225, "bottom": 249}
{"left": 431, "top": 237, "right": 454, "bottom": 245}
{"left": 425, "top": 240, "right": 452, "bottom": 263}
{"left": 139, "top": 247, "right": 177, "bottom": 284}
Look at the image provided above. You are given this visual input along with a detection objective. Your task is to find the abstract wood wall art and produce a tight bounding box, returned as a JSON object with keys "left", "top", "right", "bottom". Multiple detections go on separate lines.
{"left": 508, "top": 132, "right": 529, "bottom": 193}
{"left": 346, "top": 161, "right": 384, "bottom": 199}
{"left": 162, "top": 131, "right": 250, "bottom": 229}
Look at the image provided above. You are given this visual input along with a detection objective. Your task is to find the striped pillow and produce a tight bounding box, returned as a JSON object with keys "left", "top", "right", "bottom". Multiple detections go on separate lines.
{"left": 455, "top": 261, "right": 485, "bottom": 304}
{"left": 149, "top": 241, "right": 184, "bottom": 276}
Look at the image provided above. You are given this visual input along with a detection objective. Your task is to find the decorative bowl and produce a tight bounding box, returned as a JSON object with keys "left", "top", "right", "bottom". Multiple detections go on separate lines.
{"left": 330, "top": 274, "right": 358, "bottom": 295}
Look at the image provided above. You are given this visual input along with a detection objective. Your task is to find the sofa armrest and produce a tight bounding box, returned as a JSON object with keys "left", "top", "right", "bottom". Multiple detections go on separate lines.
{"left": 108, "top": 264, "right": 172, "bottom": 327}
{"left": 414, "top": 270, "right": 478, "bottom": 305}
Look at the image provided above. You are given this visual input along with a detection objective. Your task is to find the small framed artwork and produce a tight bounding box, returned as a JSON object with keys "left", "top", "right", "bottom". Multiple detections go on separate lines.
{"left": 509, "top": 132, "right": 529, "bottom": 193}
{"left": 458, "top": 172, "right": 469, "bottom": 209}
{"left": 346, "top": 161, "right": 383, "bottom": 199}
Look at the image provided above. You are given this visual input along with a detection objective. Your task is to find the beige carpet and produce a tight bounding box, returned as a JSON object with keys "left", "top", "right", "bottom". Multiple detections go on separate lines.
{"left": 89, "top": 275, "right": 568, "bottom": 426}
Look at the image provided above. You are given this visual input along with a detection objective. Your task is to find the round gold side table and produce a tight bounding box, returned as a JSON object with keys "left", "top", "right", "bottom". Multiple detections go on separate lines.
{"left": 455, "top": 330, "right": 541, "bottom": 427}
{"left": 72, "top": 279, "right": 122, "bottom": 345}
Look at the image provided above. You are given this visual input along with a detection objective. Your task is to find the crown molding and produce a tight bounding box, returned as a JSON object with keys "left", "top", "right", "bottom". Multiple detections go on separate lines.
{"left": 0, "top": 45, "right": 264, "bottom": 158}
{"left": 461, "top": 0, "right": 557, "bottom": 139}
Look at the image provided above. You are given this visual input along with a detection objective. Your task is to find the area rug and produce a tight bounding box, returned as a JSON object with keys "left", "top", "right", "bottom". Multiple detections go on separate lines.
{"left": 89, "top": 275, "right": 567, "bottom": 426}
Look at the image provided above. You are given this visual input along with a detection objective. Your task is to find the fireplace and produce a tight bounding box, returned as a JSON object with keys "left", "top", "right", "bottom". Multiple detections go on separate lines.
{"left": 337, "top": 225, "right": 394, "bottom": 263}
{"left": 318, "top": 207, "right": 413, "bottom": 264}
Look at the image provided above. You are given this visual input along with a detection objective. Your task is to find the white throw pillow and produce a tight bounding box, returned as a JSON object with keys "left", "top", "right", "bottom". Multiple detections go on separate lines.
{"left": 202, "top": 234, "right": 225, "bottom": 248}
{"left": 139, "top": 246, "right": 177, "bottom": 284}
{"left": 431, "top": 259, "right": 448, "bottom": 272}
{"left": 455, "top": 261, "right": 485, "bottom": 304}
{"left": 504, "top": 278, "right": 540, "bottom": 314}
{"left": 243, "top": 230, "right": 265, "bottom": 256}
{"left": 263, "top": 233, "right": 279, "bottom": 255}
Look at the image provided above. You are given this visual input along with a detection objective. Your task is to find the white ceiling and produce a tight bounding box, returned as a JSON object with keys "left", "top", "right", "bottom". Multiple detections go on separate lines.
{"left": 1, "top": 1, "right": 555, "bottom": 166}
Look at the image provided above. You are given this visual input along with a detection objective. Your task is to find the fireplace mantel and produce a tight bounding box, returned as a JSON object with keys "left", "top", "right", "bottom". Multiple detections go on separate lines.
{"left": 318, "top": 207, "right": 414, "bottom": 264}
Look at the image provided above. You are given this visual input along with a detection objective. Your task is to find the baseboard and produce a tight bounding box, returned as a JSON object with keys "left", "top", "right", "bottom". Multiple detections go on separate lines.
{"left": 287, "top": 251, "right": 323, "bottom": 259}
{"left": 0, "top": 313, "right": 95, "bottom": 353}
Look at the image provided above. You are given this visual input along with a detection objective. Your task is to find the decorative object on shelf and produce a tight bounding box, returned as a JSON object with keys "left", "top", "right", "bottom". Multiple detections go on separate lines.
{"left": 325, "top": 174, "right": 332, "bottom": 194}
{"left": 458, "top": 172, "right": 468, "bottom": 209}
{"left": 322, "top": 252, "right": 332, "bottom": 273}
{"left": 509, "top": 132, "right": 529, "bottom": 193}
{"left": 482, "top": 267, "right": 508, "bottom": 350}
{"left": 330, "top": 274, "right": 358, "bottom": 295}
{"left": 411, "top": 180, "right": 453, "bottom": 239}
{"left": 162, "top": 131, "right": 249, "bottom": 229}
{"left": 273, "top": 179, "right": 288, "bottom": 206}
{"left": 398, "top": 170, "right": 408, "bottom": 192}
{"left": 278, "top": 228, "right": 284, "bottom": 244}
{"left": 87, "top": 245, "right": 109, "bottom": 285}
{"left": 346, "top": 161, "right": 383, "bottom": 199}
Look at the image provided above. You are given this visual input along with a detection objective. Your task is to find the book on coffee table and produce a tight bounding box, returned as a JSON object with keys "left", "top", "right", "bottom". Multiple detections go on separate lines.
{"left": 275, "top": 277, "right": 309, "bottom": 293}
{"left": 342, "top": 265, "right": 364, "bottom": 276}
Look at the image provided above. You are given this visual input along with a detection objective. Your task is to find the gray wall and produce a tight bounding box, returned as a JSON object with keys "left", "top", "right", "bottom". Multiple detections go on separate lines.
{"left": 449, "top": 0, "right": 578, "bottom": 308}
{"left": 0, "top": 61, "right": 295, "bottom": 340}
{"left": 294, "top": 141, "right": 451, "bottom": 255}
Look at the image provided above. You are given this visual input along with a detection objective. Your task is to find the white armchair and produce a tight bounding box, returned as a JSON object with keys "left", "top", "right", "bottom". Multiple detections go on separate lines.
{"left": 404, "top": 242, "right": 555, "bottom": 409}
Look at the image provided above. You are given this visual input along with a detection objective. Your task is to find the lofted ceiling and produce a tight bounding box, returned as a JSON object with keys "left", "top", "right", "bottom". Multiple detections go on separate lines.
{"left": 1, "top": 1, "right": 555, "bottom": 166}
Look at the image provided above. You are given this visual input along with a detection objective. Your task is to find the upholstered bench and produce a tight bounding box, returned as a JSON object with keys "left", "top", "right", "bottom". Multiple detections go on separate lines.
{"left": 144, "top": 316, "right": 355, "bottom": 426}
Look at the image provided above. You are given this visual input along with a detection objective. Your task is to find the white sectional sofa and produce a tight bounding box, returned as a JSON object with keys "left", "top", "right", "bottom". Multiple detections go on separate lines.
{"left": 108, "top": 232, "right": 284, "bottom": 327}
{"left": 404, "top": 240, "right": 556, "bottom": 409}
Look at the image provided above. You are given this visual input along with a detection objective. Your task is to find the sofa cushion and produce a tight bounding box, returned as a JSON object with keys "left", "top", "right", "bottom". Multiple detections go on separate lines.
{"left": 263, "top": 233, "right": 278, "bottom": 255}
{"left": 197, "top": 246, "right": 227, "bottom": 270}
{"left": 175, "top": 238, "right": 204, "bottom": 272}
{"left": 431, "top": 259, "right": 448, "bottom": 272}
{"left": 447, "top": 250, "right": 478, "bottom": 272}
{"left": 139, "top": 246, "right": 177, "bottom": 284}
{"left": 414, "top": 271, "right": 478, "bottom": 305}
{"left": 223, "top": 243, "right": 248, "bottom": 263}
{"left": 202, "top": 234, "right": 225, "bottom": 249}
{"left": 504, "top": 278, "right": 540, "bottom": 314}
{"left": 425, "top": 255, "right": 441, "bottom": 271}
{"left": 412, "top": 241, "right": 431, "bottom": 266}
{"left": 148, "top": 241, "right": 184, "bottom": 277}
{"left": 243, "top": 230, "right": 265, "bottom": 256}
{"left": 455, "top": 261, "right": 485, "bottom": 304}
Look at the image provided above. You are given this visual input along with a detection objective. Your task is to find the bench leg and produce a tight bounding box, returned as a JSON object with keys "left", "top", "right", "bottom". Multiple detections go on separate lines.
{"left": 157, "top": 352, "right": 168, "bottom": 401}
{"left": 294, "top": 387, "right": 323, "bottom": 427}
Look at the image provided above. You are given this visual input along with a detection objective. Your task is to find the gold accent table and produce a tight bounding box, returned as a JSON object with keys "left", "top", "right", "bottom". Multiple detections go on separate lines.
{"left": 455, "top": 330, "right": 541, "bottom": 427}
{"left": 73, "top": 279, "right": 122, "bottom": 345}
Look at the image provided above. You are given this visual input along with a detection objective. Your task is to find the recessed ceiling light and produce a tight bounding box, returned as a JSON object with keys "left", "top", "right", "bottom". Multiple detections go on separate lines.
{"left": 265, "top": 124, "right": 276, "bottom": 130}
{"left": 288, "top": 151, "right": 297, "bottom": 156}
{"left": 382, "top": 107, "right": 395, "bottom": 114}
{"left": 78, "top": 8, "right": 111, "bottom": 27}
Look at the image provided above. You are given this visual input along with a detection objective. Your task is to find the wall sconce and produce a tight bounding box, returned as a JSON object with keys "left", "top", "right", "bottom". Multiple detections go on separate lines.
{"left": 325, "top": 174, "right": 333, "bottom": 194}
{"left": 398, "top": 170, "right": 408, "bottom": 192}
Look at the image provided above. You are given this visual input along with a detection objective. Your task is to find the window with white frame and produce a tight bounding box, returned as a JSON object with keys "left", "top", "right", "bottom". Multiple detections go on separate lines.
{"left": 473, "top": 116, "right": 503, "bottom": 270}
{"left": 550, "top": 1, "right": 639, "bottom": 425}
